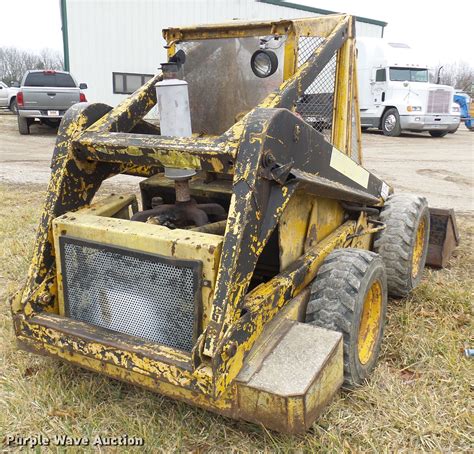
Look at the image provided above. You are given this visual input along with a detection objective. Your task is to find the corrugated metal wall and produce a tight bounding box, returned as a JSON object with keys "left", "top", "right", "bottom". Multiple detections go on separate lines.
{"left": 66, "top": 0, "right": 383, "bottom": 106}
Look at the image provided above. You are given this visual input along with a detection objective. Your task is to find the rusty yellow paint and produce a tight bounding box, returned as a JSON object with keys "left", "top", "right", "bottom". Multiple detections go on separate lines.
{"left": 332, "top": 28, "right": 355, "bottom": 154}
{"left": 281, "top": 196, "right": 346, "bottom": 267}
{"left": 357, "top": 279, "right": 383, "bottom": 365}
{"left": 313, "top": 198, "right": 345, "bottom": 243}
{"left": 15, "top": 319, "right": 233, "bottom": 410}
{"left": 292, "top": 16, "right": 348, "bottom": 38}
{"left": 235, "top": 320, "right": 343, "bottom": 433}
{"left": 347, "top": 212, "right": 373, "bottom": 250}
{"left": 352, "top": 56, "right": 363, "bottom": 164}
{"left": 163, "top": 16, "right": 349, "bottom": 45}
{"left": 283, "top": 27, "right": 297, "bottom": 82}
{"left": 279, "top": 191, "right": 314, "bottom": 270}
{"left": 304, "top": 338, "right": 343, "bottom": 419}
{"left": 212, "top": 221, "right": 357, "bottom": 395}
{"left": 78, "top": 193, "right": 137, "bottom": 217}
{"left": 86, "top": 74, "right": 161, "bottom": 134}
{"left": 164, "top": 19, "right": 293, "bottom": 42}
{"left": 412, "top": 216, "right": 427, "bottom": 278}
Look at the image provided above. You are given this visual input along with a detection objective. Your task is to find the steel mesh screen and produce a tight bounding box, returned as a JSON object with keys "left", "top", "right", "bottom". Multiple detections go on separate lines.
{"left": 296, "top": 36, "right": 337, "bottom": 143}
{"left": 60, "top": 237, "right": 201, "bottom": 352}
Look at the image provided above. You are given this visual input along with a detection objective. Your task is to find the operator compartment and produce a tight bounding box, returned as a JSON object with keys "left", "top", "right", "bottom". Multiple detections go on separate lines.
{"left": 52, "top": 188, "right": 225, "bottom": 353}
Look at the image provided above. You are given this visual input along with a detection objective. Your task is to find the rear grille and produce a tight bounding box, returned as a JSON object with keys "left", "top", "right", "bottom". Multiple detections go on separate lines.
{"left": 60, "top": 237, "right": 202, "bottom": 352}
{"left": 427, "top": 89, "right": 451, "bottom": 114}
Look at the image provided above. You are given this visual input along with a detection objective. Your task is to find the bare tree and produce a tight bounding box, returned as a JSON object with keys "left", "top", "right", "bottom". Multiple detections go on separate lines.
{"left": 432, "top": 61, "right": 474, "bottom": 92}
{"left": 0, "top": 47, "right": 63, "bottom": 85}
{"left": 37, "top": 48, "right": 64, "bottom": 71}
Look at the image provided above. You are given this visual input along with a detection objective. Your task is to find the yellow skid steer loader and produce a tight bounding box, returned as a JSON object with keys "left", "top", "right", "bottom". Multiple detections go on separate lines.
{"left": 11, "top": 15, "right": 458, "bottom": 433}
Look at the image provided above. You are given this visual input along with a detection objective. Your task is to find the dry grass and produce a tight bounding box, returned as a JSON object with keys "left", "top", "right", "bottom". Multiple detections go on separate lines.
{"left": 1, "top": 183, "right": 473, "bottom": 453}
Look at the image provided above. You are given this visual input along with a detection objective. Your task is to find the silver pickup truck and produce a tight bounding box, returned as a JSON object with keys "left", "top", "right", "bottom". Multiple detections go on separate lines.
{"left": 17, "top": 70, "right": 87, "bottom": 135}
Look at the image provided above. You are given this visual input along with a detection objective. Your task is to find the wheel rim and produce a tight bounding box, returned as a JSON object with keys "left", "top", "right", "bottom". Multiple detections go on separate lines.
{"left": 357, "top": 280, "right": 382, "bottom": 365}
{"left": 412, "top": 217, "right": 426, "bottom": 278}
{"left": 384, "top": 114, "right": 396, "bottom": 132}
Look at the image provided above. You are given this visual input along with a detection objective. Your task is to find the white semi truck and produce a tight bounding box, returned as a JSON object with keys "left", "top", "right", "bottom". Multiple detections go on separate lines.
{"left": 356, "top": 38, "right": 460, "bottom": 137}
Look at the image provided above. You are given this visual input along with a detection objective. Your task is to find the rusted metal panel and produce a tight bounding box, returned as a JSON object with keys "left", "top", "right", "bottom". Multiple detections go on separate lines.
{"left": 426, "top": 208, "right": 460, "bottom": 268}
{"left": 236, "top": 321, "right": 343, "bottom": 433}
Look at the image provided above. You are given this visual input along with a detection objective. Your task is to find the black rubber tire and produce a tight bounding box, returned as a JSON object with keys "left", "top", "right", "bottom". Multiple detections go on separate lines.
{"left": 381, "top": 108, "right": 402, "bottom": 137}
{"left": 429, "top": 130, "right": 448, "bottom": 137}
{"left": 374, "top": 194, "right": 430, "bottom": 297}
{"left": 9, "top": 97, "right": 17, "bottom": 113}
{"left": 18, "top": 115, "right": 30, "bottom": 135}
{"left": 306, "top": 249, "right": 388, "bottom": 386}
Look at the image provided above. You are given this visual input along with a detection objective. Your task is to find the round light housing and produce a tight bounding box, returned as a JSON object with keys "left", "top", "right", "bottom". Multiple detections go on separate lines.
{"left": 250, "top": 49, "right": 278, "bottom": 78}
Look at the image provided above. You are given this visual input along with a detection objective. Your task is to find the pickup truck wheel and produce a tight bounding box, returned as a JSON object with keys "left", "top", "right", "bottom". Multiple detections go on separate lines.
{"left": 305, "top": 249, "right": 388, "bottom": 386}
{"left": 429, "top": 131, "right": 448, "bottom": 137}
{"left": 18, "top": 116, "right": 31, "bottom": 135}
{"left": 373, "top": 194, "right": 430, "bottom": 297}
{"left": 9, "top": 98, "right": 17, "bottom": 114}
{"left": 381, "top": 108, "right": 401, "bottom": 137}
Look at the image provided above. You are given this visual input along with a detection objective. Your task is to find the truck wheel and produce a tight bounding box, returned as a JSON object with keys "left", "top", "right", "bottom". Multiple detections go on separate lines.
{"left": 374, "top": 194, "right": 430, "bottom": 297}
{"left": 9, "top": 98, "right": 17, "bottom": 114}
{"left": 381, "top": 108, "right": 401, "bottom": 137}
{"left": 429, "top": 131, "right": 448, "bottom": 137}
{"left": 306, "top": 249, "right": 388, "bottom": 386}
{"left": 18, "top": 116, "right": 31, "bottom": 135}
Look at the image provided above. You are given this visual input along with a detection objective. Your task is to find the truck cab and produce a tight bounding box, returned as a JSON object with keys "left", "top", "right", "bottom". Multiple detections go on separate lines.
{"left": 357, "top": 38, "right": 460, "bottom": 137}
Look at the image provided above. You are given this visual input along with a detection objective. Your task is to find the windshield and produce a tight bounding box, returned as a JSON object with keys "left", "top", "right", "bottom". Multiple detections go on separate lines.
{"left": 389, "top": 67, "right": 428, "bottom": 82}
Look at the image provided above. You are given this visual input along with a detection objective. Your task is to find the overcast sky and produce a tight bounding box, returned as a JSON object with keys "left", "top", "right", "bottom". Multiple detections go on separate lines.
{"left": 0, "top": 0, "right": 472, "bottom": 67}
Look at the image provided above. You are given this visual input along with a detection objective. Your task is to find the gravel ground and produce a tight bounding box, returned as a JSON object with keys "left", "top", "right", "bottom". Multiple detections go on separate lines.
{"left": 0, "top": 111, "right": 472, "bottom": 212}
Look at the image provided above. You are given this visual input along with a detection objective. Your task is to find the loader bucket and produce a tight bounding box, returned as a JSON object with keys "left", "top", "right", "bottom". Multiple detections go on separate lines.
{"left": 426, "top": 208, "right": 460, "bottom": 268}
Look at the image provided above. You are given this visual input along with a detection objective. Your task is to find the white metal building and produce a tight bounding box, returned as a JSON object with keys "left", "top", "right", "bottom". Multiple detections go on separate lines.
{"left": 60, "top": 0, "right": 387, "bottom": 106}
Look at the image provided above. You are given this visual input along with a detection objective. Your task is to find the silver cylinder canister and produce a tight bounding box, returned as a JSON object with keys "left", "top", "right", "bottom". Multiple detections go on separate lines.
{"left": 155, "top": 77, "right": 196, "bottom": 180}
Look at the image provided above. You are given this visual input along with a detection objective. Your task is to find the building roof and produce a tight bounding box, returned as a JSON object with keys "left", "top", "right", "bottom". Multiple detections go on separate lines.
{"left": 258, "top": 0, "right": 387, "bottom": 27}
